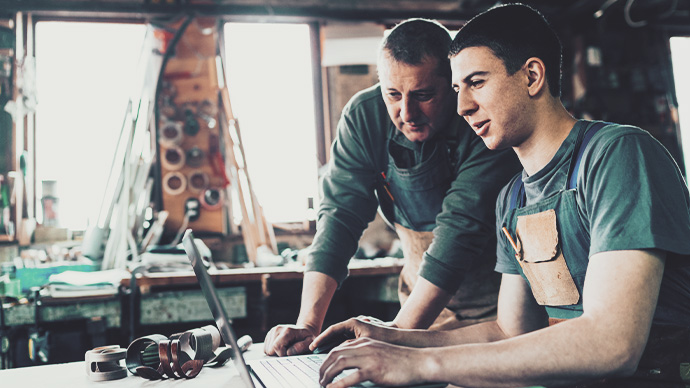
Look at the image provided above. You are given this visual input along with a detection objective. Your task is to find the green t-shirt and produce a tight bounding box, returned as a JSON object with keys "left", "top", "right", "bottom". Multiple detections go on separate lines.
{"left": 495, "top": 121, "right": 690, "bottom": 324}
{"left": 307, "top": 84, "right": 520, "bottom": 293}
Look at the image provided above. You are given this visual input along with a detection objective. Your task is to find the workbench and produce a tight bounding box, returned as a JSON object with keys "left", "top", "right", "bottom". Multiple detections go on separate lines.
{"left": 1, "top": 258, "right": 403, "bottom": 369}
{"left": 0, "top": 342, "right": 459, "bottom": 388}
{"left": 0, "top": 343, "right": 283, "bottom": 387}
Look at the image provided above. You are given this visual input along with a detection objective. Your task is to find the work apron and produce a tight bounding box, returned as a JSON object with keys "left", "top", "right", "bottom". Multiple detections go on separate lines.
{"left": 378, "top": 136, "right": 498, "bottom": 330}
{"left": 503, "top": 124, "right": 690, "bottom": 387}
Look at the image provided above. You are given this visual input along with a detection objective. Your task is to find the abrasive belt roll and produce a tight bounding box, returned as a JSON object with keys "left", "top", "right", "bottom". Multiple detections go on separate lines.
{"left": 85, "top": 345, "right": 128, "bottom": 381}
{"left": 161, "top": 145, "right": 186, "bottom": 171}
{"left": 159, "top": 121, "right": 183, "bottom": 147}
{"left": 162, "top": 171, "right": 187, "bottom": 196}
{"left": 188, "top": 171, "right": 209, "bottom": 193}
{"left": 123, "top": 325, "right": 234, "bottom": 380}
{"left": 200, "top": 187, "right": 223, "bottom": 211}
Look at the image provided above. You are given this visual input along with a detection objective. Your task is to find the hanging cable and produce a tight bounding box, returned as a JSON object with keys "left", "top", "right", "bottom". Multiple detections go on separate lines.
{"left": 624, "top": 0, "right": 648, "bottom": 27}
{"left": 657, "top": 0, "right": 678, "bottom": 19}
{"left": 594, "top": 0, "right": 619, "bottom": 19}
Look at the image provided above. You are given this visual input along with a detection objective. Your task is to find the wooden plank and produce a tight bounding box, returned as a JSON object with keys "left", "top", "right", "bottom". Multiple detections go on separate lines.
{"left": 123, "top": 258, "right": 404, "bottom": 288}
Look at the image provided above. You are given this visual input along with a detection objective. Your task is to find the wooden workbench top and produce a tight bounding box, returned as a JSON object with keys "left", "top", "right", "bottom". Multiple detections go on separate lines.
{"left": 122, "top": 257, "right": 405, "bottom": 290}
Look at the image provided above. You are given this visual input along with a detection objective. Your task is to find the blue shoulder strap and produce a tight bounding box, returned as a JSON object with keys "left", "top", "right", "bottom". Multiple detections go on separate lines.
{"left": 508, "top": 174, "right": 524, "bottom": 210}
{"left": 508, "top": 121, "right": 610, "bottom": 210}
{"left": 567, "top": 121, "right": 608, "bottom": 190}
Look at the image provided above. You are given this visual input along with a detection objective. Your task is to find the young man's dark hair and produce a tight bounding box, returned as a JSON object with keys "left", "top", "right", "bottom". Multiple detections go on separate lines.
{"left": 449, "top": 3, "right": 563, "bottom": 97}
{"left": 380, "top": 18, "right": 452, "bottom": 80}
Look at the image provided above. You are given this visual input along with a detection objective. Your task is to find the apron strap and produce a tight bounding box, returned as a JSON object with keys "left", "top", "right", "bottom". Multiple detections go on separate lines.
{"left": 567, "top": 121, "right": 610, "bottom": 190}
{"left": 508, "top": 174, "right": 525, "bottom": 210}
{"left": 508, "top": 121, "right": 611, "bottom": 210}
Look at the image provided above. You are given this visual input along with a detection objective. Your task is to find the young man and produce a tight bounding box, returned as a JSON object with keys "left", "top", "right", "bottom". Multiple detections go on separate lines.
{"left": 263, "top": 19, "right": 519, "bottom": 357}
{"left": 312, "top": 4, "right": 690, "bottom": 387}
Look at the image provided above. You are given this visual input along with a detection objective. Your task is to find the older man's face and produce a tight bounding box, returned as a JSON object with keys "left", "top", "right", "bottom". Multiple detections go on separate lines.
{"left": 379, "top": 52, "right": 454, "bottom": 143}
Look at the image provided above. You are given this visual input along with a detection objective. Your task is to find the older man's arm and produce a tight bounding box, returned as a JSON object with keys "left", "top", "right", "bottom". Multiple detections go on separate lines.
{"left": 313, "top": 272, "right": 547, "bottom": 350}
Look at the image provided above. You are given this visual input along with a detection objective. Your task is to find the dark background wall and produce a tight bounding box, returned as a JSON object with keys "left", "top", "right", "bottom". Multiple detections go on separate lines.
{"left": 1, "top": 0, "right": 689, "bottom": 173}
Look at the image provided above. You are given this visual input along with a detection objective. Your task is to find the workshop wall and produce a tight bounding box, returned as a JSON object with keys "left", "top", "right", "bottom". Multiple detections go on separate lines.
{"left": 557, "top": 15, "right": 685, "bottom": 173}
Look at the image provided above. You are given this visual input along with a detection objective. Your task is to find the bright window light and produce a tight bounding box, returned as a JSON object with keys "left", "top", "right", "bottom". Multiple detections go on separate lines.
{"left": 224, "top": 23, "right": 319, "bottom": 223}
{"left": 34, "top": 21, "right": 318, "bottom": 231}
{"left": 671, "top": 36, "right": 690, "bottom": 180}
{"left": 35, "top": 22, "right": 146, "bottom": 231}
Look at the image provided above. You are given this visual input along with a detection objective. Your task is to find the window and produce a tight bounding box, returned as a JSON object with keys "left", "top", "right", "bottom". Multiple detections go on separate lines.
{"left": 223, "top": 22, "right": 319, "bottom": 223}
{"left": 670, "top": 36, "right": 690, "bottom": 178}
{"left": 34, "top": 20, "right": 320, "bottom": 231}
{"left": 35, "top": 21, "right": 146, "bottom": 230}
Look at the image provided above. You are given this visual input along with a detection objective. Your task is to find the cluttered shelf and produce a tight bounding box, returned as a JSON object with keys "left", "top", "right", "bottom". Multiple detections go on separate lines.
{"left": 123, "top": 257, "right": 405, "bottom": 291}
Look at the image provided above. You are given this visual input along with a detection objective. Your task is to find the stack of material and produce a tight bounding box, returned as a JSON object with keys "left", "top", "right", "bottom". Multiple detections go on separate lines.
{"left": 218, "top": 85, "right": 278, "bottom": 264}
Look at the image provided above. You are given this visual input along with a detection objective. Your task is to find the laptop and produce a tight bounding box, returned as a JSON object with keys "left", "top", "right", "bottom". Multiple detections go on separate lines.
{"left": 182, "top": 229, "right": 446, "bottom": 388}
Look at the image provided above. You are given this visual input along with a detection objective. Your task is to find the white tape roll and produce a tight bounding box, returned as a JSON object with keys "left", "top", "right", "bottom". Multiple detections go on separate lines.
{"left": 161, "top": 145, "right": 186, "bottom": 171}
{"left": 188, "top": 171, "right": 209, "bottom": 194}
{"left": 163, "top": 171, "right": 187, "bottom": 196}
{"left": 200, "top": 188, "right": 223, "bottom": 211}
{"left": 159, "top": 121, "right": 183, "bottom": 147}
{"left": 85, "top": 345, "right": 128, "bottom": 381}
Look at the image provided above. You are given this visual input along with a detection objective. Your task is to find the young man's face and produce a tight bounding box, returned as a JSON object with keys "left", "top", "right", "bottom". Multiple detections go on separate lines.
{"left": 451, "top": 46, "right": 533, "bottom": 150}
{"left": 379, "top": 52, "right": 454, "bottom": 143}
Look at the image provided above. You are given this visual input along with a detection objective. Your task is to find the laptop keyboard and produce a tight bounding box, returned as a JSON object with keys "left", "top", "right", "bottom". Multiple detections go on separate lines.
{"left": 253, "top": 354, "right": 370, "bottom": 388}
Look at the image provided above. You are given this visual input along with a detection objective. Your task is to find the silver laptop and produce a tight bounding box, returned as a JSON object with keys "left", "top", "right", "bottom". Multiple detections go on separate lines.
{"left": 182, "top": 229, "right": 445, "bottom": 388}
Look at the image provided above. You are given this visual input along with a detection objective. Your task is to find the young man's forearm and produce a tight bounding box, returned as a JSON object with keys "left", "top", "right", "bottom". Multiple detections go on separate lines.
{"left": 423, "top": 316, "right": 637, "bottom": 387}
{"left": 386, "top": 319, "right": 509, "bottom": 348}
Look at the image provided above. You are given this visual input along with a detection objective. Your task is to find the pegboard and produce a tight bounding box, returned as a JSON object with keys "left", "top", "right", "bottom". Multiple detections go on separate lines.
{"left": 156, "top": 17, "right": 227, "bottom": 238}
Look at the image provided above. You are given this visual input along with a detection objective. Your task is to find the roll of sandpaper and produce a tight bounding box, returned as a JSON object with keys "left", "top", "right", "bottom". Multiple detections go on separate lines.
{"left": 163, "top": 171, "right": 187, "bottom": 196}
{"left": 159, "top": 121, "right": 183, "bottom": 147}
{"left": 161, "top": 145, "right": 186, "bottom": 171}
{"left": 188, "top": 171, "right": 209, "bottom": 193}
{"left": 126, "top": 326, "right": 232, "bottom": 380}
{"left": 200, "top": 188, "right": 223, "bottom": 211}
{"left": 126, "top": 334, "right": 168, "bottom": 374}
{"left": 85, "top": 345, "right": 128, "bottom": 381}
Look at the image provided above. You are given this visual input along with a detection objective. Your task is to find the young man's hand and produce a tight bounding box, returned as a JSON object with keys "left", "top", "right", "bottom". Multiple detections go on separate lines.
{"left": 263, "top": 324, "right": 318, "bottom": 356}
{"left": 318, "top": 338, "right": 435, "bottom": 388}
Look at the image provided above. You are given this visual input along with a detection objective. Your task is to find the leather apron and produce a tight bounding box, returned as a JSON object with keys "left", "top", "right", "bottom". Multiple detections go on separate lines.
{"left": 503, "top": 124, "right": 690, "bottom": 386}
{"left": 378, "top": 135, "right": 498, "bottom": 330}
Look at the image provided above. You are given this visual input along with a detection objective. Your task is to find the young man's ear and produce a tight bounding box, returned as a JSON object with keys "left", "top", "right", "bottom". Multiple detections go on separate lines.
{"left": 524, "top": 57, "right": 547, "bottom": 97}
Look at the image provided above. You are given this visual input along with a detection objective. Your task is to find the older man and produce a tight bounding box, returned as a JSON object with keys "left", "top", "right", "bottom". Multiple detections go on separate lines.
{"left": 264, "top": 18, "right": 519, "bottom": 357}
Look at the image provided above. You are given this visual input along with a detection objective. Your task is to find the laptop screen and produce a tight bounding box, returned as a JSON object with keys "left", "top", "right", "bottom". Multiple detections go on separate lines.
{"left": 182, "top": 229, "right": 256, "bottom": 387}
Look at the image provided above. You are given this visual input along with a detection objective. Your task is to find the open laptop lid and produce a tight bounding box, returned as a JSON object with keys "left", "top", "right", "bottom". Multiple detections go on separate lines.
{"left": 182, "top": 229, "right": 256, "bottom": 387}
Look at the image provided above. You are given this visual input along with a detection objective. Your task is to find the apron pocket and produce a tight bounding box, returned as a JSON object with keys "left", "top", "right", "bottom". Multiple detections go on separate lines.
{"left": 516, "top": 209, "right": 580, "bottom": 306}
